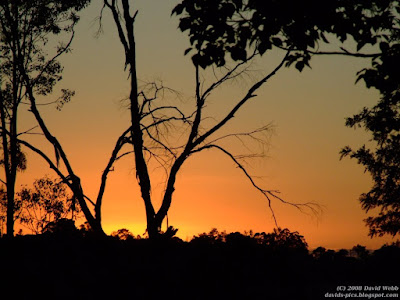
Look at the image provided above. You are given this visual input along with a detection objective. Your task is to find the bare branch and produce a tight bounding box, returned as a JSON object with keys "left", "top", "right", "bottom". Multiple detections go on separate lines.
{"left": 20, "top": 98, "right": 60, "bottom": 107}
{"left": 104, "top": 0, "right": 130, "bottom": 68}
{"left": 143, "top": 127, "right": 175, "bottom": 158}
{"left": 307, "top": 48, "right": 380, "bottom": 58}
{"left": 16, "top": 139, "right": 69, "bottom": 185}
{"left": 95, "top": 126, "right": 131, "bottom": 221}
{"left": 193, "top": 51, "right": 291, "bottom": 149}
{"left": 201, "top": 50, "right": 259, "bottom": 101}
{"left": 94, "top": 2, "right": 107, "bottom": 38}
{"left": 83, "top": 195, "right": 96, "bottom": 207}
{"left": 115, "top": 150, "right": 134, "bottom": 161}
{"left": 16, "top": 125, "right": 40, "bottom": 137}
{"left": 276, "top": 44, "right": 380, "bottom": 58}
{"left": 18, "top": 138, "right": 97, "bottom": 208}
{"left": 204, "top": 124, "right": 273, "bottom": 149}
{"left": 141, "top": 115, "right": 191, "bottom": 133}
{"left": 141, "top": 105, "right": 191, "bottom": 121}
{"left": 191, "top": 144, "right": 321, "bottom": 226}
{"left": 143, "top": 146, "right": 170, "bottom": 179}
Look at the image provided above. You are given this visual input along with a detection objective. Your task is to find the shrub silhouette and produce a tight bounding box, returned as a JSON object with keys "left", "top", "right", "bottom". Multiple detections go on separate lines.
{"left": 350, "top": 244, "right": 370, "bottom": 260}
{"left": 111, "top": 228, "right": 136, "bottom": 241}
{"left": 190, "top": 228, "right": 226, "bottom": 246}
{"left": 190, "top": 227, "right": 308, "bottom": 251}
{"left": 42, "top": 218, "right": 79, "bottom": 237}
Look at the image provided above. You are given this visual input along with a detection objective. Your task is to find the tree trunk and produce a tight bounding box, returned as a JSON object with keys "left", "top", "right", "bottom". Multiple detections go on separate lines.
{"left": 5, "top": 181, "right": 15, "bottom": 237}
{"left": 71, "top": 179, "right": 105, "bottom": 236}
{"left": 146, "top": 216, "right": 160, "bottom": 239}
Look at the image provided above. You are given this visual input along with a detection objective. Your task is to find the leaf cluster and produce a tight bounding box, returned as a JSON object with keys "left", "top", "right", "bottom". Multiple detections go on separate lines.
{"left": 0, "top": 0, "right": 90, "bottom": 99}
{"left": 172, "top": 0, "right": 398, "bottom": 71}
{"left": 0, "top": 142, "right": 27, "bottom": 172}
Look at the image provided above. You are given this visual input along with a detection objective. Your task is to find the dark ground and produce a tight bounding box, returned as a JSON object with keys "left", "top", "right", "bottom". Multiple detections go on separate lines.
{"left": 0, "top": 233, "right": 399, "bottom": 300}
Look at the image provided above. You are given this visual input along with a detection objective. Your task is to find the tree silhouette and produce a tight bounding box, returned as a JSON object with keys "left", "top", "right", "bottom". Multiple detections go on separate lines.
{"left": 0, "top": 1, "right": 102, "bottom": 237}
{"left": 111, "top": 228, "right": 138, "bottom": 240}
{"left": 0, "top": 176, "right": 81, "bottom": 235}
{"left": 0, "top": 1, "right": 125, "bottom": 236}
{"left": 0, "top": 1, "right": 85, "bottom": 237}
{"left": 340, "top": 1, "right": 400, "bottom": 237}
{"left": 350, "top": 244, "right": 370, "bottom": 260}
{"left": 22, "top": 177, "right": 80, "bottom": 234}
{"left": 191, "top": 228, "right": 227, "bottom": 245}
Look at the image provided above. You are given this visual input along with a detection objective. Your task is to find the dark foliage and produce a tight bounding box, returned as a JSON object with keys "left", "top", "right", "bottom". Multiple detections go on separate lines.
{"left": 0, "top": 176, "right": 81, "bottom": 235}
{"left": 0, "top": 143, "right": 26, "bottom": 172}
{"left": 340, "top": 2, "right": 400, "bottom": 237}
{"left": 172, "top": 0, "right": 397, "bottom": 70}
{"left": 42, "top": 218, "right": 79, "bottom": 236}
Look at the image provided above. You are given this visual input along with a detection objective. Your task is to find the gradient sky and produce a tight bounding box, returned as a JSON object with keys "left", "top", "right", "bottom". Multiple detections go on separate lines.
{"left": 17, "top": 0, "right": 396, "bottom": 249}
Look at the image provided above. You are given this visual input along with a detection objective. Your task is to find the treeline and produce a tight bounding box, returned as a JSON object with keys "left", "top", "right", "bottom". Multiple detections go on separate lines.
{"left": 0, "top": 227, "right": 398, "bottom": 300}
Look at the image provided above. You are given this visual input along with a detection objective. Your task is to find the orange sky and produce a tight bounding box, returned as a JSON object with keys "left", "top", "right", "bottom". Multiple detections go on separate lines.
{"left": 16, "top": 1, "right": 397, "bottom": 249}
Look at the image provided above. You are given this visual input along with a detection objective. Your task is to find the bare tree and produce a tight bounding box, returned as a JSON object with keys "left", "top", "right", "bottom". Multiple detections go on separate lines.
{"left": 102, "top": 0, "right": 323, "bottom": 239}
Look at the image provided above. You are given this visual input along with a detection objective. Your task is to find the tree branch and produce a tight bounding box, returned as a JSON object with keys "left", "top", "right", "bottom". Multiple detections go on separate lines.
{"left": 277, "top": 45, "right": 380, "bottom": 58}
{"left": 104, "top": 0, "right": 130, "bottom": 67}
{"left": 193, "top": 51, "right": 291, "bottom": 149}
{"left": 95, "top": 126, "right": 131, "bottom": 221}
{"left": 307, "top": 48, "right": 380, "bottom": 58}
{"left": 201, "top": 50, "right": 259, "bottom": 101}
{"left": 16, "top": 139, "right": 69, "bottom": 185}
{"left": 191, "top": 144, "right": 320, "bottom": 226}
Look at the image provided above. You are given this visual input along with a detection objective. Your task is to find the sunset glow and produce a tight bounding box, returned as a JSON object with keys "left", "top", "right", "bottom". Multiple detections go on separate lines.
{"left": 16, "top": 0, "right": 396, "bottom": 250}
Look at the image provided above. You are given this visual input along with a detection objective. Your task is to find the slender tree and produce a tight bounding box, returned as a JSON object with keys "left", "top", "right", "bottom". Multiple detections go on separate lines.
{"left": 0, "top": 1, "right": 68, "bottom": 237}
{"left": 0, "top": 0, "right": 93, "bottom": 236}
